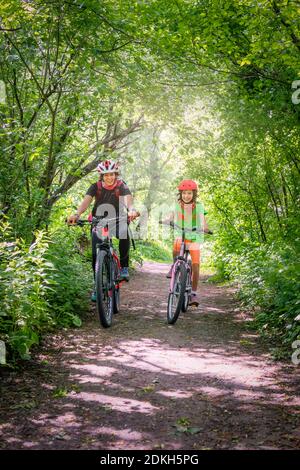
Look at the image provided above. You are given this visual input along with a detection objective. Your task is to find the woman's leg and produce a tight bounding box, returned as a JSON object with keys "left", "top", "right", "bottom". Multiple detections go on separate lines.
{"left": 90, "top": 229, "right": 98, "bottom": 301}
{"left": 116, "top": 222, "right": 130, "bottom": 268}
{"left": 119, "top": 237, "right": 130, "bottom": 268}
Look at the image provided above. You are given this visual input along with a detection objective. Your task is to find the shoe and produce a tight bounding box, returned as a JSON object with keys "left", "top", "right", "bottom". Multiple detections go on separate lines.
{"left": 120, "top": 267, "right": 129, "bottom": 281}
{"left": 91, "top": 290, "right": 97, "bottom": 302}
{"left": 166, "top": 266, "right": 173, "bottom": 278}
{"left": 189, "top": 293, "right": 199, "bottom": 307}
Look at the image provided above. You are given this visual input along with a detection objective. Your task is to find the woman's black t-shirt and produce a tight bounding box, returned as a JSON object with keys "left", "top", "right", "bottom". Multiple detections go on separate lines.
{"left": 86, "top": 181, "right": 131, "bottom": 216}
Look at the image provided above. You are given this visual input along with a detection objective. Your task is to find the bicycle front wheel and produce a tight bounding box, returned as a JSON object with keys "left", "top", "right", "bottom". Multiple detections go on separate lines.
{"left": 167, "top": 263, "right": 187, "bottom": 324}
{"left": 95, "top": 250, "right": 113, "bottom": 328}
{"left": 113, "top": 287, "right": 120, "bottom": 314}
{"left": 182, "top": 262, "right": 192, "bottom": 313}
{"left": 113, "top": 259, "right": 120, "bottom": 314}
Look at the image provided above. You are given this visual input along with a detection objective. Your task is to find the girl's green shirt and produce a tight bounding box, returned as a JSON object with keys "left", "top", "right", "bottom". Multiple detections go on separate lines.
{"left": 174, "top": 201, "right": 207, "bottom": 243}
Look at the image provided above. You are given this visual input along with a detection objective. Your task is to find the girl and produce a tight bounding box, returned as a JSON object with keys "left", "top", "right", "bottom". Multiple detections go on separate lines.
{"left": 164, "top": 179, "right": 211, "bottom": 307}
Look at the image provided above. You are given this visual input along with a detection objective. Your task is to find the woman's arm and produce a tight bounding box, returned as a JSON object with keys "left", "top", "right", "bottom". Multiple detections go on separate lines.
{"left": 123, "top": 194, "right": 134, "bottom": 211}
{"left": 67, "top": 195, "right": 93, "bottom": 224}
{"left": 123, "top": 194, "right": 139, "bottom": 220}
{"left": 76, "top": 195, "right": 93, "bottom": 217}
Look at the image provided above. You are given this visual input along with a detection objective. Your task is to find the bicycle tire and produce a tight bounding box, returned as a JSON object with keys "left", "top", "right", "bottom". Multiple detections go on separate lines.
{"left": 113, "top": 288, "right": 120, "bottom": 314}
{"left": 113, "top": 259, "right": 120, "bottom": 314}
{"left": 182, "top": 263, "right": 192, "bottom": 313}
{"left": 95, "top": 249, "right": 113, "bottom": 328}
{"left": 182, "top": 292, "right": 189, "bottom": 313}
{"left": 167, "top": 263, "right": 187, "bottom": 324}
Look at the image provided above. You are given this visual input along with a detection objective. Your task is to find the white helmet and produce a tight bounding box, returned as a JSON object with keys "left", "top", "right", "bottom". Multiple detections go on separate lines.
{"left": 97, "top": 159, "right": 119, "bottom": 174}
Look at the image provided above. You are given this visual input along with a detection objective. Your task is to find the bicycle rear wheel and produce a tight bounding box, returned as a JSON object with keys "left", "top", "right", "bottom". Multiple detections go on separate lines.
{"left": 95, "top": 250, "right": 113, "bottom": 328}
{"left": 167, "top": 263, "right": 187, "bottom": 324}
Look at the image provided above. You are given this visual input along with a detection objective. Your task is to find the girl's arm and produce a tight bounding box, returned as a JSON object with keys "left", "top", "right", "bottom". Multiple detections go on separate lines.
{"left": 200, "top": 214, "right": 209, "bottom": 232}
{"left": 161, "top": 211, "right": 174, "bottom": 224}
{"left": 200, "top": 214, "right": 213, "bottom": 234}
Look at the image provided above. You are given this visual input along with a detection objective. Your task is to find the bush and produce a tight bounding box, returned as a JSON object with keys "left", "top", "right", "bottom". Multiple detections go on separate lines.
{"left": 134, "top": 238, "right": 173, "bottom": 263}
{"left": 0, "top": 220, "right": 92, "bottom": 361}
{"left": 214, "top": 236, "right": 300, "bottom": 349}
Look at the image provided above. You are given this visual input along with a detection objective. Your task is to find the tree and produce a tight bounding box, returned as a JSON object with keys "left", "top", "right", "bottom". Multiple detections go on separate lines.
{"left": 0, "top": 0, "right": 146, "bottom": 236}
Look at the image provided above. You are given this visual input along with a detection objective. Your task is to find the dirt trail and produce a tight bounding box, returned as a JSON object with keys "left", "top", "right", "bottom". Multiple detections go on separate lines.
{"left": 0, "top": 261, "right": 299, "bottom": 450}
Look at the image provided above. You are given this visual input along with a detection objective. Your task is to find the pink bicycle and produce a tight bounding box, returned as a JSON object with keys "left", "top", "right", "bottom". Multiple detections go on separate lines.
{"left": 161, "top": 221, "right": 211, "bottom": 324}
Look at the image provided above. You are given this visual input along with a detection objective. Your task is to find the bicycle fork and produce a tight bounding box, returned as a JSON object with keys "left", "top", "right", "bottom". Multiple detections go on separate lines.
{"left": 169, "top": 259, "right": 184, "bottom": 293}
{"left": 97, "top": 245, "right": 114, "bottom": 298}
{"left": 185, "top": 264, "right": 192, "bottom": 296}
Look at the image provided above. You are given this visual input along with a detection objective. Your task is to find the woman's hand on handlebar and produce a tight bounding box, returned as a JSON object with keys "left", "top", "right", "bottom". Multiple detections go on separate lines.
{"left": 66, "top": 214, "right": 79, "bottom": 225}
{"left": 128, "top": 209, "right": 140, "bottom": 222}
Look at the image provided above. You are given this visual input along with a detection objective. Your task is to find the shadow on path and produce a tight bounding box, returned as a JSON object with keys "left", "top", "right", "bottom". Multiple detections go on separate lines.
{"left": 0, "top": 262, "right": 299, "bottom": 450}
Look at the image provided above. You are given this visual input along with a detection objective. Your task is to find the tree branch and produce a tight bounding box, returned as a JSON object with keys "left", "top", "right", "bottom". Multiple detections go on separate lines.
{"left": 46, "top": 115, "right": 143, "bottom": 207}
{"left": 272, "top": 1, "right": 300, "bottom": 53}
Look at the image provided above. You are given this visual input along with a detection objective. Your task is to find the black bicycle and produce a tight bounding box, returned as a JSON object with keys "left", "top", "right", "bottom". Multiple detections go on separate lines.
{"left": 75, "top": 214, "right": 134, "bottom": 328}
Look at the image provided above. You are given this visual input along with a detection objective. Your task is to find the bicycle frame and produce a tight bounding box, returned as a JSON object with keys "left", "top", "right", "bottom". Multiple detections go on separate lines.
{"left": 161, "top": 219, "right": 210, "bottom": 324}
{"left": 68, "top": 213, "right": 139, "bottom": 327}
{"left": 74, "top": 213, "right": 133, "bottom": 287}
{"left": 169, "top": 229, "right": 192, "bottom": 294}
{"left": 93, "top": 217, "right": 124, "bottom": 287}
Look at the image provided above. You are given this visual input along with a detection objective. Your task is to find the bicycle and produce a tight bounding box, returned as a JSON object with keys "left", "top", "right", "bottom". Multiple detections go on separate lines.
{"left": 161, "top": 221, "right": 212, "bottom": 324}
{"left": 71, "top": 214, "right": 137, "bottom": 328}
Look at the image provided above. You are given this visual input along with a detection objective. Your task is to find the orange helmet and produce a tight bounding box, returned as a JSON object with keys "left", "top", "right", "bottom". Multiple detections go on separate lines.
{"left": 178, "top": 179, "right": 198, "bottom": 191}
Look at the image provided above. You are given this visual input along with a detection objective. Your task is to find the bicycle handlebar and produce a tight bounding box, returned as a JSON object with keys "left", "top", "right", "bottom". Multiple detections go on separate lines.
{"left": 66, "top": 213, "right": 140, "bottom": 227}
{"left": 159, "top": 220, "right": 213, "bottom": 235}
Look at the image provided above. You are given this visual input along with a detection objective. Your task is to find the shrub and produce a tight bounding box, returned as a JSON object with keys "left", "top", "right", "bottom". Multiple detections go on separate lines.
{"left": 0, "top": 221, "right": 92, "bottom": 361}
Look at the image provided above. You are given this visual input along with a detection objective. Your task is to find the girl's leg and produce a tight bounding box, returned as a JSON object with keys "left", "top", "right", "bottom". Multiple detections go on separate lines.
{"left": 192, "top": 263, "right": 200, "bottom": 291}
{"left": 189, "top": 243, "right": 201, "bottom": 305}
{"left": 189, "top": 243, "right": 200, "bottom": 290}
{"left": 173, "top": 237, "right": 181, "bottom": 261}
{"left": 192, "top": 264, "right": 200, "bottom": 292}
{"left": 173, "top": 248, "right": 179, "bottom": 261}
{"left": 167, "top": 239, "right": 180, "bottom": 277}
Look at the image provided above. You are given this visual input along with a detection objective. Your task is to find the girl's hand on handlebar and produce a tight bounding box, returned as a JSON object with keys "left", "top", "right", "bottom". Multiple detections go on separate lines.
{"left": 159, "top": 220, "right": 171, "bottom": 226}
